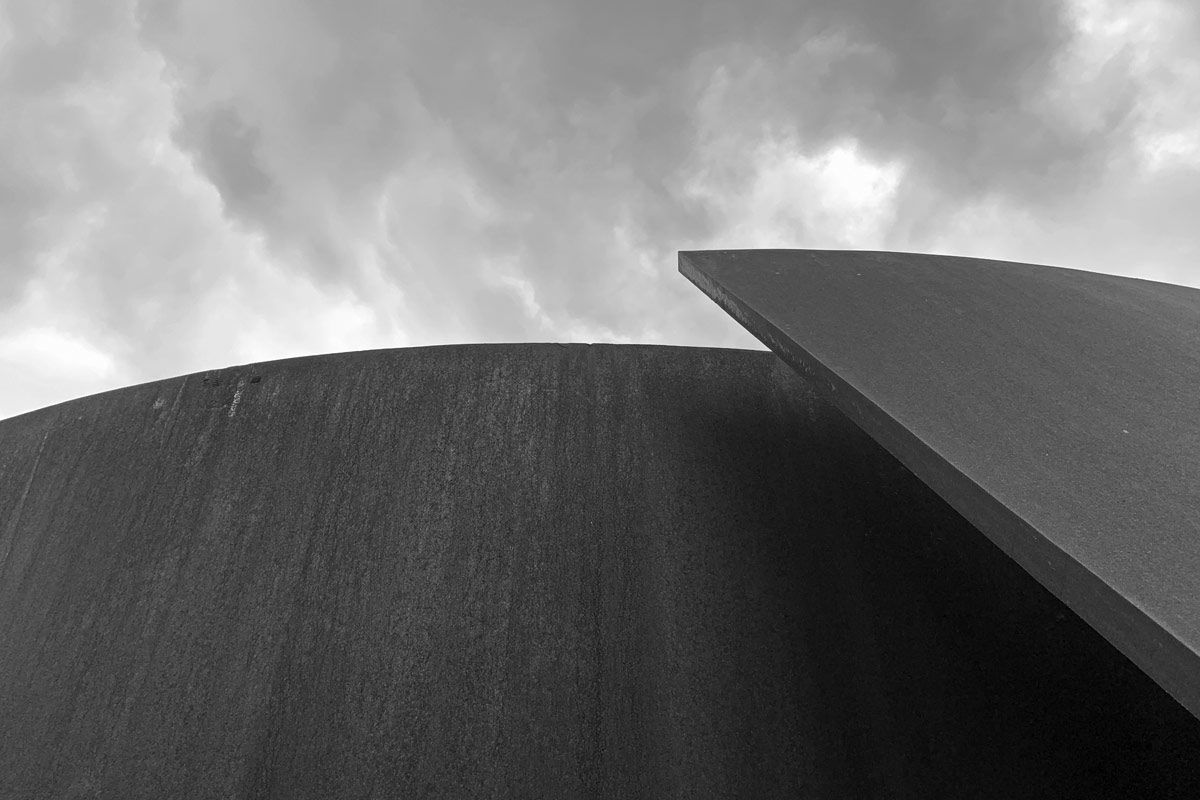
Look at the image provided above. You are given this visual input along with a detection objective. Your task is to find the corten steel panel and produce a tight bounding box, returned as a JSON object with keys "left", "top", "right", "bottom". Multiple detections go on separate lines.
{"left": 2, "top": 343, "right": 1199, "bottom": 798}
{"left": 680, "top": 249, "right": 1200, "bottom": 720}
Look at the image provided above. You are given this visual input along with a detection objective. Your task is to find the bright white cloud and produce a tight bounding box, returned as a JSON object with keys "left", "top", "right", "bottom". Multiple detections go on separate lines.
{"left": 681, "top": 134, "right": 905, "bottom": 250}
{"left": 0, "top": 323, "right": 125, "bottom": 419}
{"left": 0, "top": 327, "right": 117, "bottom": 379}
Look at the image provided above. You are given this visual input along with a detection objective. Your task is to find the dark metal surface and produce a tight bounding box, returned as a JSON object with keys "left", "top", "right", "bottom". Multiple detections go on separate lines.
{"left": 3, "top": 343, "right": 1199, "bottom": 797}
{"left": 680, "top": 249, "right": 1200, "bottom": 721}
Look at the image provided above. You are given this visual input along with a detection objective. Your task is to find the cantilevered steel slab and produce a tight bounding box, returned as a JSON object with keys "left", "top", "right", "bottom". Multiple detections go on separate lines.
{"left": 681, "top": 249, "right": 1200, "bottom": 719}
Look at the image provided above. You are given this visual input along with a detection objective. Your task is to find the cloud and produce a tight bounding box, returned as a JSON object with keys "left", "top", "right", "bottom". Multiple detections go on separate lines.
{"left": 0, "top": 326, "right": 118, "bottom": 379}
{"left": 133, "top": 0, "right": 1087, "bottom": 342}
{"left": 1, "top": 0, "right": 1199, "bottom": 418}
{"left": 0, "top": 324, "right": 125, "bottom": 420}
{"left": 680, "top": 135, "right": 905, "bottom": 249}
{"left": 921, "top": 0, "right": 1200, "bottom": 286}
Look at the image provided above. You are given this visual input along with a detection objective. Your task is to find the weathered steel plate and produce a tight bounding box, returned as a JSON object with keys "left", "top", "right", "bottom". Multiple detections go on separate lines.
{"left": 3, "top": 343, "right": 1198, "bottom": 796}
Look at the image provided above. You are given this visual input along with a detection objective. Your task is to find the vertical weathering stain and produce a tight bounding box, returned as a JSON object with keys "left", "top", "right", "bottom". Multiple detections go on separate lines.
{"left": 228, "top": 378, "right": 246, "bottom": 418}
{"left": 0, "top": 430, "right": 49, "bottom": 580}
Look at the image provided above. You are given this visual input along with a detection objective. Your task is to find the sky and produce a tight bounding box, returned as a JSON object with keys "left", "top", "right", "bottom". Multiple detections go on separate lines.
{"left": 1, "top": 0, "right": 1199, "bottom": 420}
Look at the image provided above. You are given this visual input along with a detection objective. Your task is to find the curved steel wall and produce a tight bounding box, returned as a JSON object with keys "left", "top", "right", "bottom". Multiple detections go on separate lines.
{"left": 1, "top": 344, "right": 1198, "bottom": 797}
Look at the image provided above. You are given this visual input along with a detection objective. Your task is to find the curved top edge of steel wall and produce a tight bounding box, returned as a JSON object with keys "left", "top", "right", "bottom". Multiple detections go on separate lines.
{"left": 0, "top": 342, "right": 767, "bottom": 431}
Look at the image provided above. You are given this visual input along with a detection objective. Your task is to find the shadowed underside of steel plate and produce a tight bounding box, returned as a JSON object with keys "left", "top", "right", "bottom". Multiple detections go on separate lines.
{"left": 680, "top": 249, "right": 1200, "bottom": 720}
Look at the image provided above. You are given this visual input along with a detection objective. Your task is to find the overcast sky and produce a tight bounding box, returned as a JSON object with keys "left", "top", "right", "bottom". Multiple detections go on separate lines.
{"left": 2, "top": 0, "right": 1198, "bottom": 419}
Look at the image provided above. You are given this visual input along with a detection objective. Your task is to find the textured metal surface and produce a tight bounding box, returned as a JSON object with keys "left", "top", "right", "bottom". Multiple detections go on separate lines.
{"left": 680, "top": 249, "right": 1200, "bottom": 720}
{"left": 2, "top": 343, "right": 1199, "bottom": 798}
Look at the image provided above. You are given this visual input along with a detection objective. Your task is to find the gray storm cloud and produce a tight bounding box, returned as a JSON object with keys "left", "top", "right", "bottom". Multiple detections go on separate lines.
{"left": 1, "top": 0, "right": 1198, "bottom": 418}
{"left": 131, "top": 0, "right": 1099, "bottom": 340}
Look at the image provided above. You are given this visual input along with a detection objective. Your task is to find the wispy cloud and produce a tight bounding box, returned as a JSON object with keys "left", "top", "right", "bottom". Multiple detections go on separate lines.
{"left": 1, "top": 0, "right": 1197, "bottom": 418}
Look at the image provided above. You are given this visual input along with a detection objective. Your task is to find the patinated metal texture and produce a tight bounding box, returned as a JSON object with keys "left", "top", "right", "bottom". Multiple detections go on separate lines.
{"left": 2, "top": 343, "right": 1198, "bottom": 797}
{"left": 681, "top": 249, "right": 1200, "bottom": 721}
